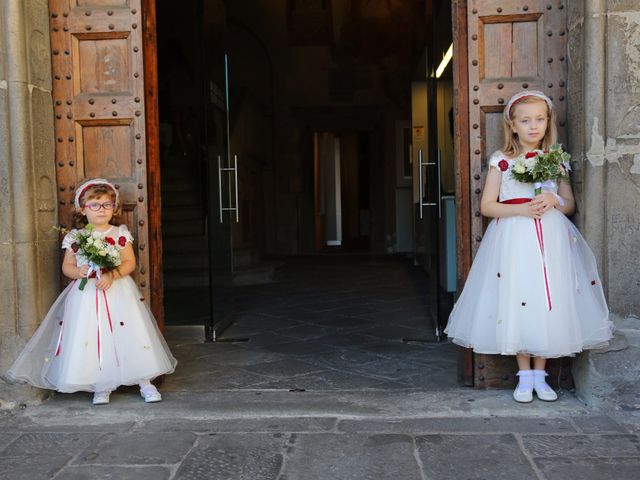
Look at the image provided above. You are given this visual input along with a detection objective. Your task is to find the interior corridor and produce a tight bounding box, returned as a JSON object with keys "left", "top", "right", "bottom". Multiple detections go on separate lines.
{"left": 163, "top": 256, "right": 458, "bottom": 392}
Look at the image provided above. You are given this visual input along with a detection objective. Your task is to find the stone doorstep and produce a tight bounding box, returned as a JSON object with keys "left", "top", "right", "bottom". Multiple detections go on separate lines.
{"left": 6, "top": 389, "right": 596, "bottom": 425}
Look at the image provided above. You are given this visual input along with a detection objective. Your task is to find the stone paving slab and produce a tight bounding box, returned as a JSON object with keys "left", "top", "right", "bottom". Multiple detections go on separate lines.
{"left": 174, "top": 433, "right": 287, "bottom": 480}
{"left": 281, "top": 433, "right": 423, "bottom": 480}
{"left": 73, "top": 431, "right": 197, "bottom": 466}
{"left": 249, "top": 371, "right": 391, "bottom": 390}
{"left": 0, "top": 455, "right": 70, "bottom": 480}
{"left": 239, "top": 358, "right": 326, "bottom": 379}
{"left": 53, "top": 465, "right": 173, "bottom": 480}
{"left": 0, "top": 433, "right": 19, "bottom": 452}
{"left": 571, "top": 414, "right": 630, "bottom": 433}
{"left": 534, "top": 457, "right": 640, "bottom": 480}
{"left": 1, "top": 432, "right": 104, "bottom": 456}
{"left": 416, "top": 434, "right": 538, "bottom": 480}
{"left": 338, "top": 416, "right": 577, "bottom": 434}
{"left": 521, "top": 433, "right": 640, "bottom": 458}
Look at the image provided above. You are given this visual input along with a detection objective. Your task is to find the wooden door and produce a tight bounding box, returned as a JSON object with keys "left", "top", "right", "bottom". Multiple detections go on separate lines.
{"left": 49, "top": 0, "right": 161, "bottom": 323}
{"left": 454, "top": 0, "right": 569, "bottom": 388}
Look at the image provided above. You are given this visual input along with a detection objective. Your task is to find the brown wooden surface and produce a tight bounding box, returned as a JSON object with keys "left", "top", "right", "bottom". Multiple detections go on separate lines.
{"left": 50, "top": 0, "right": 151, "bottom": 303}
{"left": 452, "top": 0, "right": 473, "bottom": 386}
{"left": 465, "top": 0, "right": 568, "bottom": 388}
{"left": 141, "top": 0, "right": 163, "bottom": 329}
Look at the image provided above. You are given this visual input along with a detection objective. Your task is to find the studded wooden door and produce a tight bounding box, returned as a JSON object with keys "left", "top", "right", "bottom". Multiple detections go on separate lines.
{"left": 49, "top": 0, "right": 156, "bottom": 315}
{"left": 463, "top": 0, "right": 569, "bottom": 388}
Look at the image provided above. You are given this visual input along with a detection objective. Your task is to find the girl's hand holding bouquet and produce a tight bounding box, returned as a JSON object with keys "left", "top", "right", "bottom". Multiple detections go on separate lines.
{"left": 58, "top": 223, "right": 122, "bottom": 290}
{"left": 510, "top": 144, "right": 571, "bottom": 213}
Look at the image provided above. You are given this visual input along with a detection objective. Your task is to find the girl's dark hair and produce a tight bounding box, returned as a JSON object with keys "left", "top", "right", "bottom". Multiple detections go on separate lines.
{"left": 72, "top": 184, "right": 121, "bottom": 228}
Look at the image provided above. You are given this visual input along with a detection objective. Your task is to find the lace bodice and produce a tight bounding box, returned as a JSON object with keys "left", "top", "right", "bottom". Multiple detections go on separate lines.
{"left": 62, "top": 224, "right": 133, "bottom": 267}
{"left": 488, "top": 150, "right": 558, "bottom": 202}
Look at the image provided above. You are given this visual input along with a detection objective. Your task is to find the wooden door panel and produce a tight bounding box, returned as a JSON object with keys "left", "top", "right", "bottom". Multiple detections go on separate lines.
{"left": 466, "top": 0, "right": 568, "bottom": 388}
{"left": 50, "top": 0, "right": 151, "bottom": 304}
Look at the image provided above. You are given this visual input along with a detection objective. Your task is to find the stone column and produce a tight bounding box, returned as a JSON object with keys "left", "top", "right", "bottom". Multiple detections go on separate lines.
{"left": 0, "top": 0, "right": 58, "bottom": 408}
{"left": 569, "top": 0, "right": 640, "bottom": 411}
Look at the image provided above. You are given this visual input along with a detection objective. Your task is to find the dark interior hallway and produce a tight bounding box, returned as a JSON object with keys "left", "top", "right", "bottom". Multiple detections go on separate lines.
{"left": 163, "top": 256, "right": 457, "bottom": 391}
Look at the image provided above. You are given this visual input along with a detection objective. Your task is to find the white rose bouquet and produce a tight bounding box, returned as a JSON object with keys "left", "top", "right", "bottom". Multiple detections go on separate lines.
{"left": 59, "top": 224, "right": 122, "bottom": 290}
{"left": 511, "top": 144, "right": 571, "bottom": 195}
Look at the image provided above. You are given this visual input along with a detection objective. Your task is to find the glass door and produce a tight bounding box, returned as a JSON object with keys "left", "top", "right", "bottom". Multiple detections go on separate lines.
{"left": 201, "top": 0, "right": 235, "bottom": 341}
{"left": 413, "top": 47, "right": 443, "bottom": 341}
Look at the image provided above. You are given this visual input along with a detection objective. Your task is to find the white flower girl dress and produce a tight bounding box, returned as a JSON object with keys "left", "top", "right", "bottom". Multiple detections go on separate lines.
{"left": 445, "top": 151, "right": 613, "bottom": 358}
{"left": 8, "top": 224, "right": 177, "bottom": 393}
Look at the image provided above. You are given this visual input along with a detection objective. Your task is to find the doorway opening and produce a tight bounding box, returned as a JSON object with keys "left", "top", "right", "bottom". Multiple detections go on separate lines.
{"left": 313, "top": 131, "right": 371, "bottom": 253}
{"left": 154, "top": 0, "right": 458, "bottom": 388}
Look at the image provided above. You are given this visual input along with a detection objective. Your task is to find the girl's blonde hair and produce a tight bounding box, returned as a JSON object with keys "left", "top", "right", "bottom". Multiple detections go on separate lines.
{"left": 502, "top": 97, "right": 558, "bottom": 157}
{"left": 72, "top": 184, "right": 122, "bottom": 228}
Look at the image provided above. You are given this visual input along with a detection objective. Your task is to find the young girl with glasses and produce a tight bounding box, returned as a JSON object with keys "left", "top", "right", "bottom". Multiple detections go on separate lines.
{"left": 7, "top": 178, "right": 177, "bottom": 405}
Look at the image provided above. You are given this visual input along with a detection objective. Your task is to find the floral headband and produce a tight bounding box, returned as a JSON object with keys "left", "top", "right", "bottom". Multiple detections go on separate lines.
{"left": 504, "top": 90, "right": 553, "bottom": 122}
{"left": 74, "top": 178, "right": 119, "bottom": 209}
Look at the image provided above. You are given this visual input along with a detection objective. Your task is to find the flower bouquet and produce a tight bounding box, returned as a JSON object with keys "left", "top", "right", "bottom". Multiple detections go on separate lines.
{"left": 510, "top": 144, "right": 571, "bottom": 195}
{"left": 59, "top": 224, "right": 122, "bottom": 290}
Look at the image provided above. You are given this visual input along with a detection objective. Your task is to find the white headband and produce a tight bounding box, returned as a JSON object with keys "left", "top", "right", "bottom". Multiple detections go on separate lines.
{"left": 74, "top": 178, "right": 119, "bottom": 208}
{"left": 504, "top": 90, "right": 553, "bottom": 121}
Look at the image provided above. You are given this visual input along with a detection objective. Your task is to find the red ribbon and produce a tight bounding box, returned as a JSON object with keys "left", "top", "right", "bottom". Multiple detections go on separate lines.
{"left": 54, "top": 280, "right": 119, "bottom": 368}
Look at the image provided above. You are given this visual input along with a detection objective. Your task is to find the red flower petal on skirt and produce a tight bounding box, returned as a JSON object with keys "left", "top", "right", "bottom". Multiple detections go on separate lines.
{"left": 71, "top": 242, "right": 79, "bottom": 253}
{"left": 105, "top": 237, "right": 116, "bottom": 245}
{"left": 118, "top": 236, "right": 127, "bottom": 247}
{"left": 525, "top": 151, "right": 538, "bottom": 159}
{"left": 498, "top": 159, "right": 509, "bottom": 172}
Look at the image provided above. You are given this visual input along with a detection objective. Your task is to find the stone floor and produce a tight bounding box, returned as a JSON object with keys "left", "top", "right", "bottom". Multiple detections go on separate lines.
{"left": 165, "top": 255, "right": 456, "bottom": 392}
{"left": 2, "top": 256, "right": 639, "bottom": 479}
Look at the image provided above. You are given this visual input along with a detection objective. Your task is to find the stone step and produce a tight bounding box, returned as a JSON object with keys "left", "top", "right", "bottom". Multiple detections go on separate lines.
{"left": 162, "top": 191, "right": 201, "bottom": 208}
{"left": 162, "top": 205, "right": 205, "bottom": 222}
{"left": 164, "top": 253, "right": 210, "bottom": 271}
{"left": 161, "top": 181, "right": 200, "bottom": 194}
{"left": 163, "top": 269, "right": 209, "bottom": 288}
{"left": 163, "top": 235, "right": 209, "bottom": 254}
{"left": 163, "top": 219, "right": 205, "bottom": 237}
{"left": 233, "top": 260, "right": 283, "bottom": 286}
{"left": 233, "top": 247, "right": 260, "bottom": 268}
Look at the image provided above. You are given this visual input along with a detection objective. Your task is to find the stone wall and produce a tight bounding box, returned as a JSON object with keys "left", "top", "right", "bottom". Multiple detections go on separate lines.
{"left": 568, "top": 0, "right": 640, "bottom": 410}
{"left": 0, "top": 0, "right": 58, "bottom": 408}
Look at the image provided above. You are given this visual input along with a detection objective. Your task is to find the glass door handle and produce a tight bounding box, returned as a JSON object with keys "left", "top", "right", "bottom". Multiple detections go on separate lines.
{"left": 218, "top": 155, "right": 223, "bottom": 223}
{"left": 418, "top": 149, "right": 437, "bottom": 219}
{"left": 233, "top": 154, "right": 239, "bottom": 223}
{"left": 218, "top": 154, "right": 240, "bottom": 223}
{"left": 437, "top": 149, "right": 442, "bottom": 219}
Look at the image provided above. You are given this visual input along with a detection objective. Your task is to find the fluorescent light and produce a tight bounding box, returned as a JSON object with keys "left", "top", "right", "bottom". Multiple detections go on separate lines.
{"left": 436, "top": 43, "right": 453, "bottom": 78}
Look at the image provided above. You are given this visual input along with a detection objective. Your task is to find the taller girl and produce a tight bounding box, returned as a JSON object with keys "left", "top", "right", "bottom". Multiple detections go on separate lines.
{"left": 445, "top": 91, "right": 613, "bottom": 403}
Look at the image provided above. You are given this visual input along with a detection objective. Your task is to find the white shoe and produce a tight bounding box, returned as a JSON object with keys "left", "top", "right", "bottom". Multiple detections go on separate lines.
{"left": 92, "top": 391, "right": 111, "bottom": 405}
{"left": 140, "top": 384, "right": 162, "bottom": 403}
{"left": 513, "top": 370, "right": 534, "bottom": 403}
{"left": 533, "top": 370, "right": 558, "bottom": 401}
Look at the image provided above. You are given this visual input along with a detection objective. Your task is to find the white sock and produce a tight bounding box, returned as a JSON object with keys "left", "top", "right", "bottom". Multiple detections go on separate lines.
{"left": 139, "top": 380, "right": 152, "bottom": 389}
{"left": 533, "top": 370, "right": 551, "bottom": 390}
{"left": 516, "top": 370, "right": 534, "bottom": 391}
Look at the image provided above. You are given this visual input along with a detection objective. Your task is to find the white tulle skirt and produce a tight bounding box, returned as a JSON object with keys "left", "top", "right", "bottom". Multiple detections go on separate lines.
{"left": 445, "top": 209, "right": 613, "bottom": 358}
{"left": 7, "top": 276, "right": 177, "bottom": 393}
